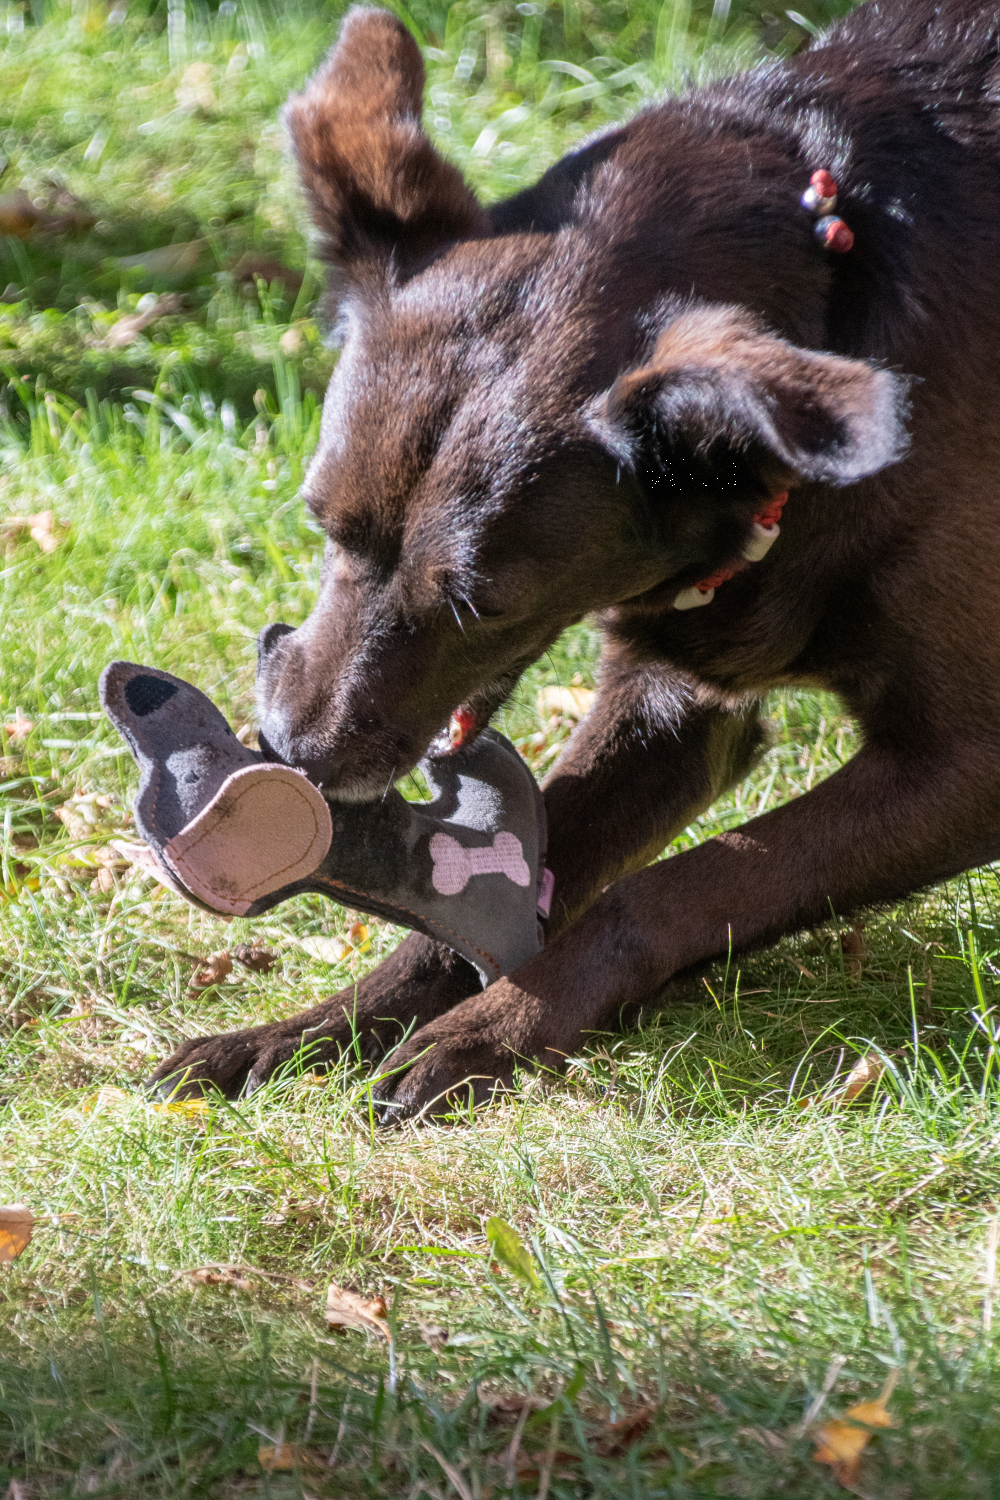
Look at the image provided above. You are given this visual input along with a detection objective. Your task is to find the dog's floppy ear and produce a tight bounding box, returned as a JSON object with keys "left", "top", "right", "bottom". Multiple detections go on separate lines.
{"left": 284, "top": 6, "right": 486, "bottom": 272}
{"left": 601, "top": 305, "right": 909, "bottom": 487}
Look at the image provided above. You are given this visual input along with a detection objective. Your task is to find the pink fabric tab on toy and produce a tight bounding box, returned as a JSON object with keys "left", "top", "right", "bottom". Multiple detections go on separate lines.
{"left": 429, "top": 830, "right": 531, "bottom": 896}
{"left": 163, "top": 763, "right": 332, "bottom": 917}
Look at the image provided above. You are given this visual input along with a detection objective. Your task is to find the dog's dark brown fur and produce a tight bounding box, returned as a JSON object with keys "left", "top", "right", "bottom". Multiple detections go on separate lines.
{"left": 151, "top": 0, "right": 1000, "bottom": 1116}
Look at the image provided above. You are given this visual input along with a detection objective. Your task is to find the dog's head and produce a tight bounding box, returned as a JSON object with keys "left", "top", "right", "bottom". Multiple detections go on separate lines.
{"left": 257, "top": 6, "right": 909, "bottom": 800}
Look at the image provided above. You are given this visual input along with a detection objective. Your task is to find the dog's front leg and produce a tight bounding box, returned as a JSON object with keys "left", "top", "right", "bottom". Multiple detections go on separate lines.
{"left": 146, "top": 932, "right": 480, "bottom": 1100}
{"left": 541, "top": 657, "right": 767, "bottom": 935}
{"left": 380, "top": 738, "right": 991, "bottom": 1117}
{"left": 147, "top": 664, "right": 762, "bottom": 1101}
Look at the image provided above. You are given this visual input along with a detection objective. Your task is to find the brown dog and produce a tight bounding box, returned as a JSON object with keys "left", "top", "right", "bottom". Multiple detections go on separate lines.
{"left": 151, "top": 0, "right": 1000, "bottom": 1116}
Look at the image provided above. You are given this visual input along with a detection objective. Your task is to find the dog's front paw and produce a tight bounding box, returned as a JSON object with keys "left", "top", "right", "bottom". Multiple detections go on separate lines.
{"left": 145, "top": 1009, "right": 362, "bottom": 1100}
{"left": 146, "top": 1024, "right": 276, "bottom": 1099}
{"left": 374, "top": 982, "right": 548, "bottom": 1121}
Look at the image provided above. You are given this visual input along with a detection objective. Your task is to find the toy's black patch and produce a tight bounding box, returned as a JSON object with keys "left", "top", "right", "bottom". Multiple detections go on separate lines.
{"left": 125, "top": 676, "right": 179, "bottom": 717}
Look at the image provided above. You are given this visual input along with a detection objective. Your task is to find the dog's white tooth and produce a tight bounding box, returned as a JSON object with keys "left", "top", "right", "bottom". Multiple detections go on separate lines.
{"left": 674, "top": 586, "right": 715, "bottom": 610}
{"left": 741, "top": 521, "right": 780, "bottom": 562}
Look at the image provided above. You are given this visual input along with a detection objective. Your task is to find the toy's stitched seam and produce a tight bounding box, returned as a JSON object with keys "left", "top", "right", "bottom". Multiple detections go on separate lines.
{"left": 309, "top": 873, "right": 499, "bottom": 977}
{"left": 169, "top": 773, "right": 324, "bottom": 900}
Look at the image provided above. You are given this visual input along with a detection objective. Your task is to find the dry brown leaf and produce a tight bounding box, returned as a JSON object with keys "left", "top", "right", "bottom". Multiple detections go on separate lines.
{"left": 799, "top": 1051, "right": 888, "bottom": 1111}
{"left": 325, "top": 1283, "right": 389, "bottom": 1339}
{"left": 300, "top": 925, "right": 369, "bottom": 964}
{"left": 346, "top": 920, "right": 371, "bottom": 951}
{"left": 2, "top": 713, "right": 34, "bottom": 743}
{"left": 0, "top": 190, "right": 40, "bottom": 238}
{"left": 299, "top": 935, "right": 350, "bottom": 963}
{"left": 257, "top": 1444, "right": 323, "bottom": 1472}
{"left": 0, "top": 1204, "right": 34, "bottom": 1263}
{"left": 813, "top": 1378, "right": 897, "bottom": 1484}
{"left": 186, "top": 1266, "right": 252, "bottom": 1291}
{"left": 231, "top": 943, "right": 278, "bottom": 973}
{"left": 103, "top": 293, "right": 182, "bottom": 349}
{"left": 536, "top": 686, "right": 595, "bottom": 723}
{"left": 839, "top": 1052, "right": 885, "bottom": 1103}
{"left": 153, "top": 1098, "right": 210, "bottom": 1119}
{"left": 228, "top": 252, "right": 304, "bottom": 297}
{"left": 116, "top": 240, "right": 205, "bottom": 280}
{"left": 3, "top": 510, "right": 61, "bottom": 553}
{"left": 189, "top": 951, "right": 233, "bottom": 992}
{"left": 840, "top": 925, "right": 867, "bottom": 979}
{"left": 176, "top": 61, "right": 216, "bottom": 111}
{"left": 591, "top": 1405, "right": 655, "bottom": 1456}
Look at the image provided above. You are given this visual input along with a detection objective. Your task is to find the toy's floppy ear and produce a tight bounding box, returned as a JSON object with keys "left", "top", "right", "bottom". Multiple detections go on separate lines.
{"left": 284, "top": 6, "right": 486, "bottom": 272}
{"left": 601, "top": 305, "right": 909, "bottom": 487}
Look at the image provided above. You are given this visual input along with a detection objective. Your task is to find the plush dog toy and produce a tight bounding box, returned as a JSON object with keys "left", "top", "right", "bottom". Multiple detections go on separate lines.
{"left": 99, "top": 661, "right": 551, "bottom": 986}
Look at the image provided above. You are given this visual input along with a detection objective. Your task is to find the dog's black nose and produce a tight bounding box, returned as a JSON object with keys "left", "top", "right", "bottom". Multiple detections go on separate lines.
{"left": 257, "top": 621, "right": 295, "bottom": 667}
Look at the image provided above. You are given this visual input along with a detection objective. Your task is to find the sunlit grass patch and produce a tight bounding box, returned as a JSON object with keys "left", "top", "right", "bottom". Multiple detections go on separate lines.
{"left": 2, "top": 0, "right": 1000, "bottom": 1493}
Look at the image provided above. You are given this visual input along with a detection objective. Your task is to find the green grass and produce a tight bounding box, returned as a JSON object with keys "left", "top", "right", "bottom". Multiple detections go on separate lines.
{"left": 3, "top": 0, "right": 1000, "bottom": 1495}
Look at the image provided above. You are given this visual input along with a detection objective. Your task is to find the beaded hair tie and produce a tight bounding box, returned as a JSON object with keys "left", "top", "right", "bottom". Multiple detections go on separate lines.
{"left": 801, "top": 168, "right": 854, "bottom": 253}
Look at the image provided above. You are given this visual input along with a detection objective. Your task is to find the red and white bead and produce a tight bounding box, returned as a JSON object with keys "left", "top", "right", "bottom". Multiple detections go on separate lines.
{"left": 673, "top": 491, "right": 789, "bottom": 612}
{"left": 801, "top": 168, "right": 838, "bottom": 215}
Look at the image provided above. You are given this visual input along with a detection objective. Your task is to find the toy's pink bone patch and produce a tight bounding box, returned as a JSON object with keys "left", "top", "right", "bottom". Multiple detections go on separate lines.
{"left": 430, "top": 830, "right": 530, "bottom": 896}
{"left": 163, "top": 764, "right": 332, "bottom": 917}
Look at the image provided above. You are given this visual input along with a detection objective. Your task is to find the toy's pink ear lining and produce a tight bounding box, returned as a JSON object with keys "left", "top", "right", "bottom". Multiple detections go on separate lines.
{"left": 162, "top": 764, "right": 333, "bottom": 916}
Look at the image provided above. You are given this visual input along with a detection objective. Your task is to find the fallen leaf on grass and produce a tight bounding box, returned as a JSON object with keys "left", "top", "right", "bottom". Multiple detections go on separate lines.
{"left": 186, "top": 1266, "right": 252, "bottom": 1291}
{"left": 231, "top": 943, "right": 278, "bottom": 973}
{"left": 229, "top": 252, "right": 304, "bottom": 298}
{"left": 813, "top": 1374, "right": 898, "bottom": 1485}
{"left": 486, "top": 1216, "right": 541, "bottom": 1289}
{"left": 346, "top": 919, "right": 371, "bottom": 951}
{"left": 799, "top": 1051, "right": 887, "bottom": 1111}
{"left": 299, "top": 935, "right": 348, "bottom": 963}
{"left": 300, "top": 923, "right": 370, "bottom": 965}
{"left": 591, "top": 1405, "right": 655, "bottom": 1456}
{"left": 2, "top": 510, "right": 62, "bottom": 554}
{"left": 176, "top": 61, "right": 216, "bottom": 112}
{"left": 153, "top": 1098, "right": 210, "bottom": 1119}
{"left": 0, "top": 1204, "right": 34, "bottom": 1263}
{"left": 2, "top": 712, "right": 34, "bottom": 743}
{"left": 536, "top": 686, "right": 595, "bottom": 722}
{"left": 0, "top": 190, "right": 41, "bottom": 237}
{"left": 839, "top": 1051, "right": 885, "bottom": 1102}
{"left": 325, "top": 1283, "right": 389, "bottom": 1338}
{"left": 188, "top": 951, "right": 232, "bottom": 992}
{"left": 258, "top": 1444, "right": 323, "bottom": 1472}
{"left": 840, "top": 924, "right": 867, "bottom": 979}
{"left": 103, "top": 292, "right": 182, "bottom": 349}
{"left": 116, "top": 240, "right": 205, "bottom": 280}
